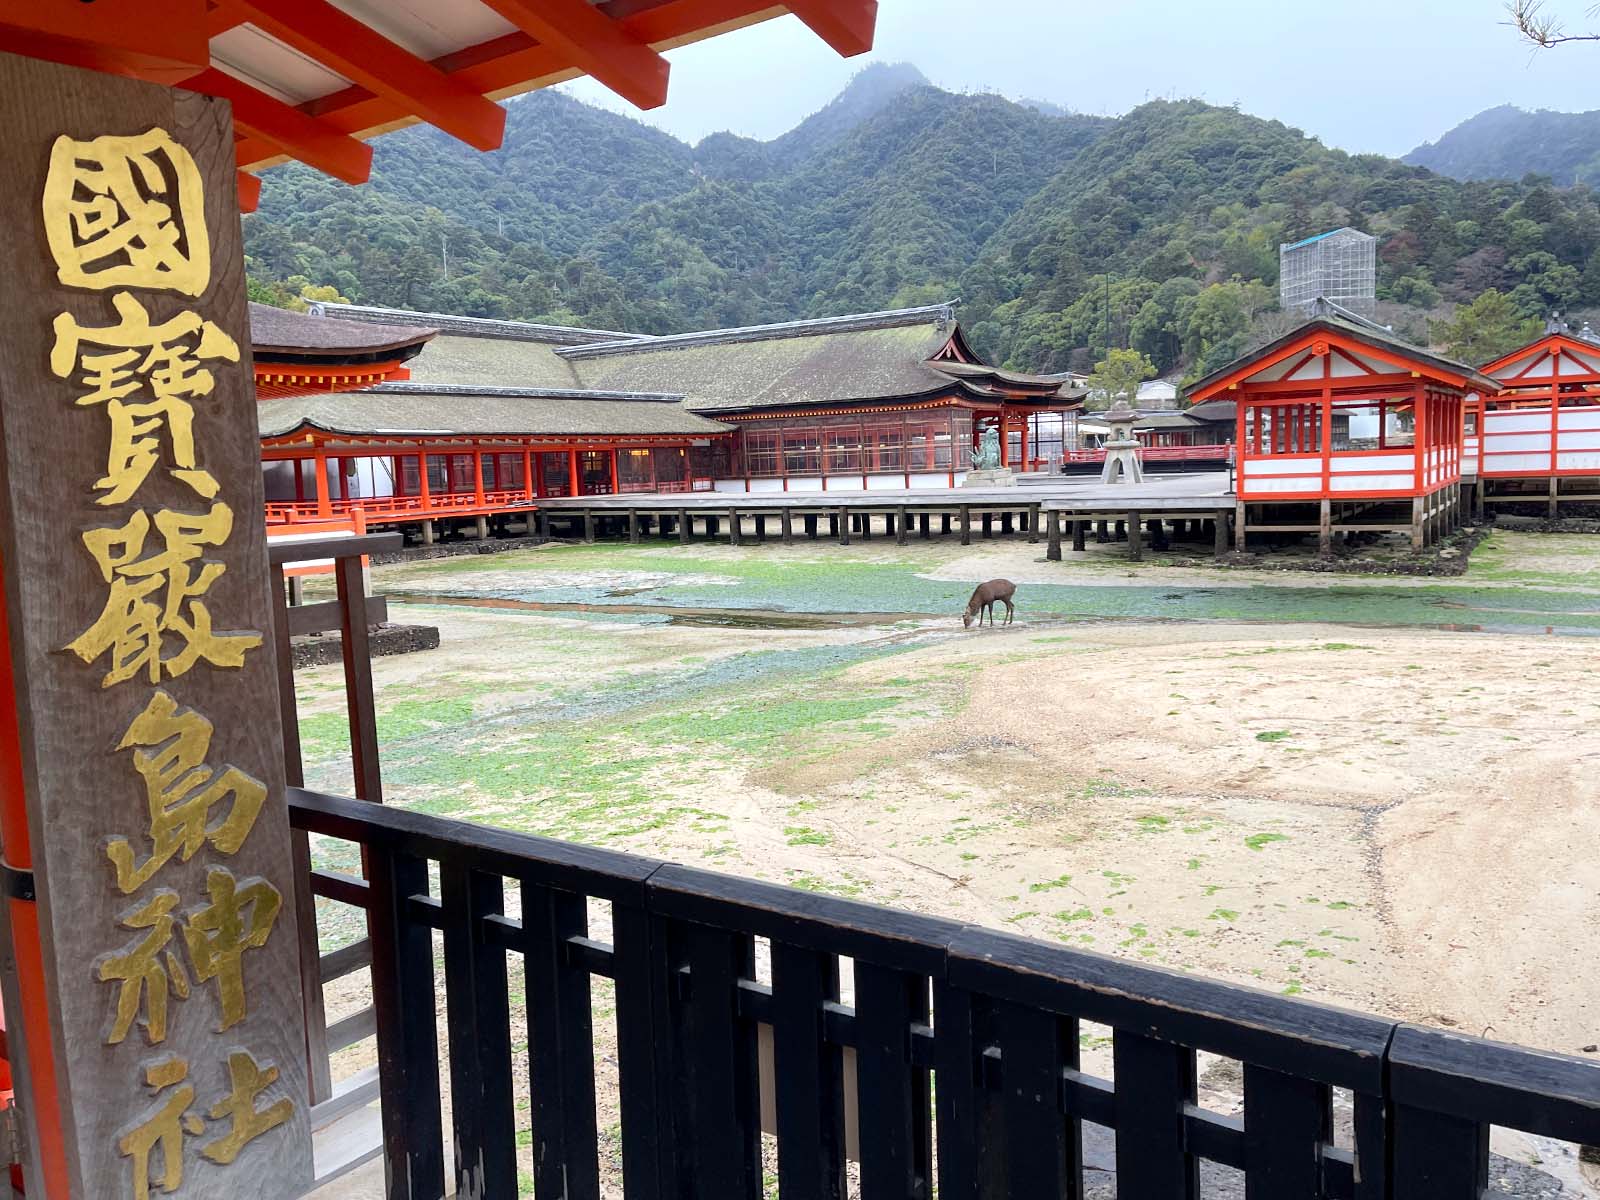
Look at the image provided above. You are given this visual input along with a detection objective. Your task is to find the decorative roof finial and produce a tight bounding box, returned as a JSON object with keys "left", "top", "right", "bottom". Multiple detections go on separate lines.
{"left": 1546, "top": 311, "right": 1569, "bottom": 335}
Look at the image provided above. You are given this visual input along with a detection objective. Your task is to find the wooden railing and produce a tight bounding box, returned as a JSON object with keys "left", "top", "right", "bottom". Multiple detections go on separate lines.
{"left": 287, "top": 784, "right": 1600, "bottom": 1199}
{"left": 265, "top": 489, "right": 532, "bottom": 526}
{"left": 1066, "top": 444, "right": 1232, "bottom": 464}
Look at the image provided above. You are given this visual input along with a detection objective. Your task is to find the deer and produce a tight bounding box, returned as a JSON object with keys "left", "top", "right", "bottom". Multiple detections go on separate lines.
{"left": 963, "top": 579, "right": 1015, "bottom": 628}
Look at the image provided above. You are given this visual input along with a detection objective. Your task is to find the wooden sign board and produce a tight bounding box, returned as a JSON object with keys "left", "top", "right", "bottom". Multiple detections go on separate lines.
{"left": 0, "top": 51, "right": 311, "bottom": 1197}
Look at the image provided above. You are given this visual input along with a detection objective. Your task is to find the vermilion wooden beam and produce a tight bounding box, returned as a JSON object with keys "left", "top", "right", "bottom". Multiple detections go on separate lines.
{"left": 237, "top": 170, "right": 263, "bottom": 212}
{"left": 216, "top": 0, "right": 507, "bottom": 150}
{"left": 478, "top": 0, "right": 670, "bottom": 110}
{"left": 189, "top": 67, "right": 372, "bottom": 183}
{"left": 783, "top": 0, "right": 877, "bottom": 56}
{"left": 0, "top": 2, "right": 209, "bottom": 83}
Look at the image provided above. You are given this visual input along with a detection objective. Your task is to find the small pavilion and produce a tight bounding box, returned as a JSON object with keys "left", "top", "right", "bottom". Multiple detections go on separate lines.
{"left": 1190, "top": 303, "right": 1496, "bottom": 552}
{"left": 1474, "top": 317, "right": 1600, "bottom": 514}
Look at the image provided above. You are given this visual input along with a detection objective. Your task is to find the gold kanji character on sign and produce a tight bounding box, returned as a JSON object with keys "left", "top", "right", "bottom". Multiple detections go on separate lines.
{"left": 51, "top": 291, "right": 236, "bottom": 504}
{"left": 42, "top": 127, "right": 210, "bottom": 295}
{"left": 107, "top": 691, "right": 266, "bottom": 894}
{"left": 118, "top": 1057, "right": 204, "bottom": 1200}
{"left": 69, "top": 503, "right": 262, "bottom": 687}
{"left": 98, "top": 890, "right": 191, "bottom": 1045}
{"left": 183, "top": 867, "right": 282, "bottom": 1032}
{"left": 201, "top": 1050, "right": 293, "bottom": 1165}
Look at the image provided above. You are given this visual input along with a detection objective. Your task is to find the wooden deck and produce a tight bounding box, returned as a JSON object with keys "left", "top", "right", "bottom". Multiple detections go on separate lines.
{"left": 528, "top": 472, "right": 1238, "bottom": 559}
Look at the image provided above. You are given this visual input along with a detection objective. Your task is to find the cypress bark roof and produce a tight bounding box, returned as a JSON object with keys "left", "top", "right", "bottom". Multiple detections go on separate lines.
{"left": 258, "top": 384, "right": 731, "bottom": 440}
{"left": 256, "top": 302, "right": 1078, "bottom": 441}
{"left": 248, "top": 303, "right": 437, "bottom": 360}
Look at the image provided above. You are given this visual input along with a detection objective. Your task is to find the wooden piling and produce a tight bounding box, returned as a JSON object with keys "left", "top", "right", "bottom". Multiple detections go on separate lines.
{"left": 1046, "top": 510, "right": 1061, "bottom": 561}
{"left": 896, "top": 507, "right": 908, "bottom": 546}
{"left": 1072, "top": 519, "right": 1086, "bottom": 553}
{"left": 781, "top": 508, "right": 795, "bottom": 545}
{"left": 1127, "top": 511, "right": 1143, "bottom": 561}
{"left": 837, "top": 507, "right": 850, "bottom": 546}
{"left": 1028, "top": 503, "right": 1041, "bottom": 544}
{"left": 959, "top": 506, "right": 971, "bottom": 546}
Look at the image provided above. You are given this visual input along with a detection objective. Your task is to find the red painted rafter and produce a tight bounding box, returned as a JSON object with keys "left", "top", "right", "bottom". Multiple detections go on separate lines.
{"left": 188, "top": 67, "right": 371, "bottom": 183}
{"left": 232, "top": 0, "right": 835, "bottom": 171}
{"left": 214, "top": 0, "right": 507, "bottom": 151}
{"left": 477, "top": 0, "right": 670, "bottom": 110}
{"left": 783, "top": 0, "right": 876, "bottom": 56}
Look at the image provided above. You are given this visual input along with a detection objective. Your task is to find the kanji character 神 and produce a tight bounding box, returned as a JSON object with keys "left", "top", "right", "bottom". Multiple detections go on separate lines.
{"left": 107, "top": 690, "right": 266, "bottom": 894}
{"left": 51, "top": 291, "right": 236, "bottom": 505}
{"left": 98, "top": 890, "right": 190, "bottom": 1045}
{"left": 68, "top": 503, "right": 262, "bottom": 687}
{"left": 201, "top": 1050, "right": 293, "bottom": 1165}
{"left": 42, "top": 127, "right": 211, "bottom": 295}
{"left": 117, "top": 1057, "right": 204, "bottom": 1200}
{"left": 183, "top": 866, "right": 282, "bottom": 1032}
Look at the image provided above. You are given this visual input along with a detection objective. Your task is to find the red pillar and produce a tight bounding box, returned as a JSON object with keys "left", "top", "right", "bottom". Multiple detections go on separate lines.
{"left": 418, "top": 450, "right": 432, "bottom": 512}
{"left": 313, "top": 451, "right": 331, "bottom": 516}
{"left": 568, "top": 447, "right": 580, "bottom": 497}
{"left": 609, "top": 448, "right": 620, "bottom": 495}
{"left": 472, "top": 442, "right": 485, "bottom": 505}
{"left": 523, "top": 448, "right": 534, "bottom": 500}
{"left": 1020, "top": 411, "right": 1030, "bottom": 470}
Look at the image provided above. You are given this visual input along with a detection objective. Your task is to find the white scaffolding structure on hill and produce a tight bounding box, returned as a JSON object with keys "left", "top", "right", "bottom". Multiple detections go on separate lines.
{"left": 1279, "top": 227, "right": 1376, "bottom": 317}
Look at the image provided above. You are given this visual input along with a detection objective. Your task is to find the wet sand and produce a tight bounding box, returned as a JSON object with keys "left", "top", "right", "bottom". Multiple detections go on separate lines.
{"left": 303, "top": 531, "right": 1600, "bottom": 1196}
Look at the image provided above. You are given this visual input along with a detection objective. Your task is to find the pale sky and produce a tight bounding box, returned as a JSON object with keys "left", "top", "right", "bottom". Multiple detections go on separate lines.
{"left": 561, "top": 0, "right": 1600, "bottom": 158}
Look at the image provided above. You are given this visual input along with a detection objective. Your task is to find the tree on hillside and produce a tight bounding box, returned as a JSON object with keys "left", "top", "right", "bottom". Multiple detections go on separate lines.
{"left": 1087, "top": 348, "right": 1157, "bottom": 409}
{"left": 1435, "top": 289, "right": 1543, "bottom": 364}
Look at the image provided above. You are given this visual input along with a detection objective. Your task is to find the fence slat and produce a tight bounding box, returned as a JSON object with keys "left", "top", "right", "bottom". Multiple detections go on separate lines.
{"left": 366, "top": 846, "right": 445, "bottom": 1199}
{"left": 611, "top": 902, "right": 673, "bottom": 1200}
{"left": 440, "top": 863, "right": 518, "bottom": 1198}
{"left": 1391, "top": 1104, "right": 1488, "bottom": 1198}
{"left": 1352, "top": 1091, "right": 1387, "bottom": 1200}
{"left": 772, "top": 941, "right": 847, "bottom": 1200}
{"left": 856, "top": 961, "right": 933, "bottom": 1200}
{"left": 998, "top": 1001, "right": 1082, "bottom": 1200}
{"left": 1112, "top": 1031, "right": 1198, "bottom": 1200}
{"left": 523, "top": 883, "right": 602, "bottom": 1200}
{"left": 1242, "top": 1063, "right": 1329, "bottom": 1200}
{"left": 679, "top": 921, "right": 761, "bottom": 1199}
{"left": 932, "top": 981, "right": 991, "bottom": 1200}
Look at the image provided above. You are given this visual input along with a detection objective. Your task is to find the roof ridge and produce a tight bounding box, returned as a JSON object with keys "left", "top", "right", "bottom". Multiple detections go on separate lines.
{"left": 557, "top": 302, "right": 960, "bottom": 360}
{"left": 366, "top": 381, "right": 686, "bottom": 402}
{"left": 309, "top": 303, "right": 643, "bottom": 346}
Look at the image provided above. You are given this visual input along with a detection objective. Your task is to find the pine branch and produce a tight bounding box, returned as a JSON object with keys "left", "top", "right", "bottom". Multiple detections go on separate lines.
{"left": 1509, "top": 0, "right": 1600, "bottom": 46}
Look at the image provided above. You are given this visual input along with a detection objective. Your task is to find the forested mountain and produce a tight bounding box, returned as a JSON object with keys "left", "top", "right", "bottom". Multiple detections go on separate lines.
{"left": 247, "top": 67, "right": 1600, "bottom": 378}
{"left": 1406, "top": 106, "right": 1600, "bottom": 187}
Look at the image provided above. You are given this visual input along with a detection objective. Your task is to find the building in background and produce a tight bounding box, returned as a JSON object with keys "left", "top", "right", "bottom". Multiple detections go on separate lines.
{"left": 1279, "top": 227, "right": 1377, "bottom": 318}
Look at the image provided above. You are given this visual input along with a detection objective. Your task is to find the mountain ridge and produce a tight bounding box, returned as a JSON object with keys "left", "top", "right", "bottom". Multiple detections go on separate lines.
{"left": 1405, "top": 104, "right": 1600, "bottom": 186}
{"left": 247, "top": 70, "right": 1600, "bottom": 375}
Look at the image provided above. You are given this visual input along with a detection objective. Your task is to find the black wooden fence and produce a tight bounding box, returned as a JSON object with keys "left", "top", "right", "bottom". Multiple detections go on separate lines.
{"left": 290, "top": 786, "right": 1600, "bottom": 1200}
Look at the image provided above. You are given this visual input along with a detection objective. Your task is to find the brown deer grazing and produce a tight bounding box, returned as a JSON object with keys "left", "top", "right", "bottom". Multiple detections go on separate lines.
{"left": 963, "top": 579, "right": 1015, "bottom": 628}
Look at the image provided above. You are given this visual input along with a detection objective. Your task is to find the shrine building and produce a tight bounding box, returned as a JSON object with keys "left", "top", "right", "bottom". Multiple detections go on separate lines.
{"left": 1189, "top": 302, "right": 1496, "bottom": 552}
{"left": 1470, "top": 316, "right": 1600, "bottom": 514}
{"left": 252, "top": 301, "right": 1085, "bottom": 538}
